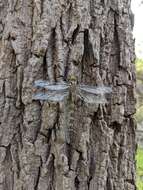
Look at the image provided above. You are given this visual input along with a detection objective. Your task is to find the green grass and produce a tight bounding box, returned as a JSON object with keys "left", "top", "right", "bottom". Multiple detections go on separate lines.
{"left": 136, "top": 147, "right": 143, "bottom": 190}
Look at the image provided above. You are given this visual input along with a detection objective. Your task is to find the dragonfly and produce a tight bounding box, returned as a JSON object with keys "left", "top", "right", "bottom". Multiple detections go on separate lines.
{"left": 32, "top": 76, "right": 112, "bottom": 104}
{"left": 33, "top": 76, "right": 112, "bottom": 144}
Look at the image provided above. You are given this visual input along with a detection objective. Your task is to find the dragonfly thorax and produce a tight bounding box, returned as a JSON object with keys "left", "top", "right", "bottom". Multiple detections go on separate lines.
{"left": 68, "top": 84, "right": 77, "bottom": 103}
{"left": 68, "top": 75, "right": 78, "bottom": 86}
{"left": 68, "top": 76, "right": 78, "bottom": 102}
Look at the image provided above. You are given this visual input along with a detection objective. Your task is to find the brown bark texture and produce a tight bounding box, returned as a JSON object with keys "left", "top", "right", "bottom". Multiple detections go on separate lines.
{"left": 0, "top": 0, "right": 136, "bottom": 190}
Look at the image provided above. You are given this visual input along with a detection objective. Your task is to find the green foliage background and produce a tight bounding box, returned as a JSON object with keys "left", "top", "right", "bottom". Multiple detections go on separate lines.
{"left": 136, "top": 59, "right": 143, "bottom": 123}
{"left": 136, "top": 58, "right": 143, "bottom": 190}
{"left": 136, "top": 148, "right": 143, "bottom": 190}
{"left": 136, "top": 58, "right": 143, "bottom": 122}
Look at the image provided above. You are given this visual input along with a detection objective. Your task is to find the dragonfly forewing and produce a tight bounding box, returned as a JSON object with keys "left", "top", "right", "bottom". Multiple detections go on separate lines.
{"left": 79, "top": 85, "right": 112, "bottom": 95}
{"left": 34, "top": 80, "right": 69, "bottom": 91}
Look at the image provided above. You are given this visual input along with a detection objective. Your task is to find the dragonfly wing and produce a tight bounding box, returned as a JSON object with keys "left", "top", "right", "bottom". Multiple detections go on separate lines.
{"left": 33, "top": 91, "right": 69, "bottom": 102}
{"left": 79, "top": 85, "right": 112, "bottom": 95}
{"left": 33, "top": 93, "right": 51, "bottom": 100}
{"left": 47, "top": 92, "right": 69, "bottom": 102}
{"left": 34, "top": 80, "right": 51, "bottom": 88}
{"left": 34, "top": 80, "right": 69, "bottom": 91}
{"left": 78, "top": 90, "right": 108, "bottom": 104}
{"left": 44, "top": 84, "right": 69, "bottom": 91}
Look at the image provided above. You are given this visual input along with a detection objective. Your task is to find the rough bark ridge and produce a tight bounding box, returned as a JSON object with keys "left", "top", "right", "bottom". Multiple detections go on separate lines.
{"left": 0, "top": 0, "right": 136, "bottom": 190}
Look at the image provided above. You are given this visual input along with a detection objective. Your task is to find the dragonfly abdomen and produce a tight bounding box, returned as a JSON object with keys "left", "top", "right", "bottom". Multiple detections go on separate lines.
{"left": 65, "top": 101, "right": 79, "bottom": 145}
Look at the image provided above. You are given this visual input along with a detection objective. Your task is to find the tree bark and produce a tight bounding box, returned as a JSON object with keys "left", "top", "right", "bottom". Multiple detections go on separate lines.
{"left": 0, "top": 0, "right": 136, "bottom": 190}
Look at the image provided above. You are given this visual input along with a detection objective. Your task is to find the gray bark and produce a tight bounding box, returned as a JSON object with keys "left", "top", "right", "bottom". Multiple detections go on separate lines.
{"left": 0, "top": 0, "right": 136, "bottom": 190}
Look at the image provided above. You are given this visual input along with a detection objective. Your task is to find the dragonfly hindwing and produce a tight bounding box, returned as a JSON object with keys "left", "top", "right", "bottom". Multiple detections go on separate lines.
{"left": 33, "top": 91, "right": 69, "bottom": 102}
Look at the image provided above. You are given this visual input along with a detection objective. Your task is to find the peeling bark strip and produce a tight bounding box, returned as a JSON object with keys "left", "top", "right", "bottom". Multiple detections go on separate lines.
{"left": 0, "top": 0, "right": 136, "bottom": 190}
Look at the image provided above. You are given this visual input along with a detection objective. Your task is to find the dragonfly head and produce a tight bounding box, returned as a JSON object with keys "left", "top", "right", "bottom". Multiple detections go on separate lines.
{"left": 68, "top": 75, "right": 78, "bottom": 86}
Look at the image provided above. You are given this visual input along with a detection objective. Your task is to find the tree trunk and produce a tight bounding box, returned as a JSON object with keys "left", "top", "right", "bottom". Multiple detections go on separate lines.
{"left": 0, "top": 0, "right": 136, "bottom": 190}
